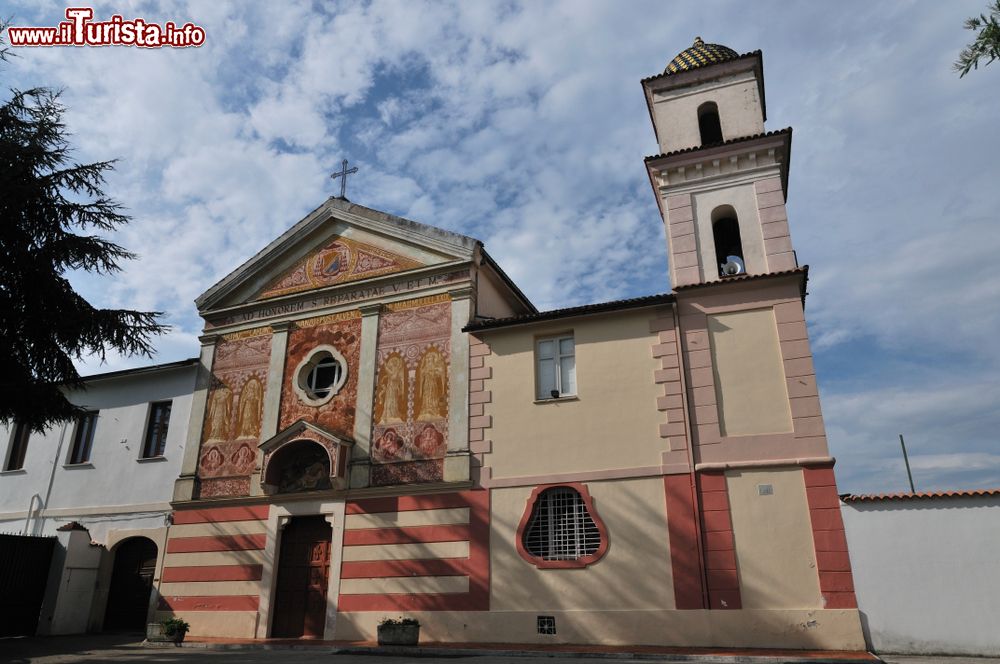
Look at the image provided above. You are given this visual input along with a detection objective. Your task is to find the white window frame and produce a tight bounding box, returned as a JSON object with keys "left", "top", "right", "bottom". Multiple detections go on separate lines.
{"left": 293, "top": 345, "right": 349, "bottom": 407}
{"left": 535, "top": 334, "right": 576, "bottom": 400}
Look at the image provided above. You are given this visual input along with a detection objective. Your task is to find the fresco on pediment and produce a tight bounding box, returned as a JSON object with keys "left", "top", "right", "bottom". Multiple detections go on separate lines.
{"left": 279, "top": 311, "right": 362, "bottom": 438}
{"left": 275, "top": 443, "right": 332, "bottom": 493}
{"left": 370, "top": 295, "right": 451, "bottom": 486}
{"left": 197, "top": 328, "right": 272, "bottom": 499}
{"left": 256, "top": 236, "right": 423, "bottom": 300}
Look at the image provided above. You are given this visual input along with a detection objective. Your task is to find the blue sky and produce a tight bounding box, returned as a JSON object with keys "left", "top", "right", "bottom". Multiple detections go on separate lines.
{"left": 4, "top": 1, "right": 998, "bottom": 494}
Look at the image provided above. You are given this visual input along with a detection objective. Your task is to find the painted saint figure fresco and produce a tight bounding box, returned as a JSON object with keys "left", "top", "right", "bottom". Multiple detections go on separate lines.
{"left": 235, "top": 376, "right": 264, "bottom": 439}
{"left": 231, "top": 443, "right": 256, "bottom": 474}
{"left": 372, "top": 428, "right": 405, "bottom": 463}
{"left": 416, "top": 347, "right": 448, "bottom": 421}
{"left": 200, "top": 446, "right": 225, "bottom": 472}
{"left": 376, "top": 354, "right": 408, "bottom": 425}
{"left": 414, "top": 423, "right": 445, "bottom": 459}
{"left": 276, "top": 444, "right": 332, "bottom": 493}
{"left": 205, "top": 382, "right": 232, "bottom": 442}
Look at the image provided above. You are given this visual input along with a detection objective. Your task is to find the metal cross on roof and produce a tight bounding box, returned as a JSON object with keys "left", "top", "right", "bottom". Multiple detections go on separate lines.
{"left": 330, "top": 159, "right": 358, "bottom": 199}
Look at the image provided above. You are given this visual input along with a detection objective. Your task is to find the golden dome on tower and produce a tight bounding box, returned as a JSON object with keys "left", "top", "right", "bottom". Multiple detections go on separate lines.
{"left": 665, "top": 37, "right": 740, "bottom": 74}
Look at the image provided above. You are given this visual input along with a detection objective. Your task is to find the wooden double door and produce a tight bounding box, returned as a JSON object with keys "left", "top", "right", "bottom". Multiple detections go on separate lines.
{"left": 272, "top": 516, "right": 333, "bottom": 638}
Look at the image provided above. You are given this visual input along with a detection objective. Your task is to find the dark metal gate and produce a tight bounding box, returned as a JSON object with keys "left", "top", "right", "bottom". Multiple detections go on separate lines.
{"left": 0, "top": 532, "right": 56, "bottom": 636}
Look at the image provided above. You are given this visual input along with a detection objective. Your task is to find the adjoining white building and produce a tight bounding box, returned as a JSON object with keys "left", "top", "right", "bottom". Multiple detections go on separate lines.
{"left": 841, "top": 490, "right": 1000, "bottom": 656}
{"left": 0, "top": 358, "right": 197, "bottom": 635}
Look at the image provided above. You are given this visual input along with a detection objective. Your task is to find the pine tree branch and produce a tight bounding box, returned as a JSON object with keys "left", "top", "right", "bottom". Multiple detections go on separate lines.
{"left": 0, "top": 63, "right": 168, "bottom": 432}
{"left": 955, "top": 1, "right": 1000, "bottom": 77}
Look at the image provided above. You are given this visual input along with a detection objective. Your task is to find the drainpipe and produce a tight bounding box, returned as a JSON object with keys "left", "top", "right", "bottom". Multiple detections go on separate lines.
{"left": 672, "top": 300, "right": 710, "bottom": 609}
{"left": 22, "top": 494, "right": 41, "bottom": 536}
{"left": 29, "top": 421, "right": 71, "bottom": 536}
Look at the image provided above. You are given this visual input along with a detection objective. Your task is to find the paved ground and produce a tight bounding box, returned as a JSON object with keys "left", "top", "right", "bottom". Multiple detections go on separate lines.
{"left": 3, "top": 635, "right": 998, "bottom": 664}
{"left": 883, "top": 659, "right": 1000, "bottom": 664}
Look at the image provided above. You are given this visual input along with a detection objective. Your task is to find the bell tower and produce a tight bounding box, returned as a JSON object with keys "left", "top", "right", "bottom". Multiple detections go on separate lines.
{"left": 642, "top": 38, "right": 795, "bottom": 288}
{"left": 640, "top": 41, "right": 858, "bottom": 615}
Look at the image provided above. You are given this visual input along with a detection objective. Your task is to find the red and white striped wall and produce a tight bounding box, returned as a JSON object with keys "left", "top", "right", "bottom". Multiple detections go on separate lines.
{"left": 158, "top": 505, "right": 270, "bottom": 636}
{"left": 338, "top": 489, "right": 489, "bottom": 612}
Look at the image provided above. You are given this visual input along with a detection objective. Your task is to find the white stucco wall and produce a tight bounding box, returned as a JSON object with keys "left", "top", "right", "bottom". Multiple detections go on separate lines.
{"left": 842, "top": 496, "right": 1000, "bottom": 655}
{"left": 0, "top": 362, "right": 196, "bottom": 543}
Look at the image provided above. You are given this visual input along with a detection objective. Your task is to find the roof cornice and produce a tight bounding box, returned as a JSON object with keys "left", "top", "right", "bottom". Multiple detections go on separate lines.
{"left": 464, "top": 293, "right": 674, "bottom": 332}
{"left": 645, "top": 128, "right": 793, "bottom": 200}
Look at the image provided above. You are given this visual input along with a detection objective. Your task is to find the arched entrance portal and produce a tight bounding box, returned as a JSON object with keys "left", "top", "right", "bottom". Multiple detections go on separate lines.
{"left": 104, "top": 537, "right": 157, "bottom": 632}
{"left": 271, "top": 515, "right": 333, "bottom": 638}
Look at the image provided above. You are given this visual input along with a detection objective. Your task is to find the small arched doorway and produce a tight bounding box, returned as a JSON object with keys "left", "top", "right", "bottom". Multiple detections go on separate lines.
{"left": 103, "top": 537, "right": 158, "bottom": 632}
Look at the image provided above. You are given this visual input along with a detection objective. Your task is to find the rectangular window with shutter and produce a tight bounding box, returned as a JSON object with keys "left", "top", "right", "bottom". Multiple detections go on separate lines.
{"left": 141, "top": 401, "right": 172, "bottom": 459}
{"left": 535, "top": 335, "right": 576, "bottom": 400}
{"left": 68, "top": 411, "right": 98, "bottom": 465}
{"left": 4, "top": 422, "right": 31, "bottom": 471}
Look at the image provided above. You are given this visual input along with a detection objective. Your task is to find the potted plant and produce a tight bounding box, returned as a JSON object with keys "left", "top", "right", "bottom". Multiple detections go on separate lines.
{"left": 161, "top": 617, "right": 190, "bottom": 644}
{"left": 377, "top": 616, "right": 419, "bottom": 646}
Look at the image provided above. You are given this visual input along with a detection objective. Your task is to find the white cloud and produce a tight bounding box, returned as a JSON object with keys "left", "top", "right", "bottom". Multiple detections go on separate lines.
{"left": 4, "top": 0, "right": 998, "bottom": 492}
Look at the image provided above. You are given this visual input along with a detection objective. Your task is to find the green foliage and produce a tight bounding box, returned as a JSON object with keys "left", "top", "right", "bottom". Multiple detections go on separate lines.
{"left": 161, "top": 617, "right": 190, "bottom": 636}
{"left": 378, "top": 616, "right": 420, "bottom": 627}
{"left": 0, "top": 26, "right": 167, "bottom": 432}
{"left": 955, "top": 0, "right": 1000, "bottom": 76}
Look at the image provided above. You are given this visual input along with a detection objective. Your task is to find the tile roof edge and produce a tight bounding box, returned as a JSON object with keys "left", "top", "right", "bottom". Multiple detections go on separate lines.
{"left": 640, "top": 50, "right": 762, "bottom": 85}
{"left": 78, "top": 357, "right": 201, "bottom": 383}
{"left": 464, "top": 293, "right": 675, "bottom": 332}
{"left": 644, "top": 127, "right": 792, "bottom": 163}
{"left": 840, "top": 488, "right": 1000, "bottom": 503}
{"left": 672, "top": 266, "right": 808, "bottom": 291}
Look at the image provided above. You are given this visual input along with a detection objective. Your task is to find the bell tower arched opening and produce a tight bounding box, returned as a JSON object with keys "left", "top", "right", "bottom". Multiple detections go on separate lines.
{"left": 711, "top": 205, "right": 745, "bottom": 276}
{"left": 698, "top": 101, "right": 724, "bottom": 145}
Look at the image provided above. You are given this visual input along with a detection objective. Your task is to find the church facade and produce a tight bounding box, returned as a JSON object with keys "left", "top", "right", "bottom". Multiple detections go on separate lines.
{"left": 3, "top": 39, "right": 866, "bottom": 649}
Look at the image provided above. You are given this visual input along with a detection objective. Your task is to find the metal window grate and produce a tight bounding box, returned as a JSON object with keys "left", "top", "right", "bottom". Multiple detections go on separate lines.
{"left": 537, "top": 615, "right": 556, "bottom": 635}
{"left": 523, "top": 487, "right": 601, "bottom": 560}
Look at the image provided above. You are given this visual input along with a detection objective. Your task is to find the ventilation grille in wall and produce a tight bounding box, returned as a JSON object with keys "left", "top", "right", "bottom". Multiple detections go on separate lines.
{"left": 537, "top": 615, "right": 556, "bottom": 635}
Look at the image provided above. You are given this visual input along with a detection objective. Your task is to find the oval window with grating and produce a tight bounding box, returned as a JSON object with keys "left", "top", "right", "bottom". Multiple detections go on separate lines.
{"left": 293, "top": 345, "right": 348, "bottom": 406}
{"left": 516, "top": 484, "right": 609, "bottom": 569}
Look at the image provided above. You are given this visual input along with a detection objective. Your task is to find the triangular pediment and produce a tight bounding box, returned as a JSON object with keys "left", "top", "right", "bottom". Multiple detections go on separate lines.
{"left": 256, "top": 234, "right": 424, "bottom": 300}
{"left": 196, "top": 198, "right": 480, "bottom": 314}
{"left": 259, "top": 419, "right": 354, "bottom": 493}
{"left": 258, "top": 419, "right": 353, "bottom": 453}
